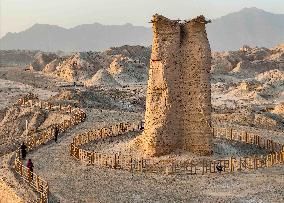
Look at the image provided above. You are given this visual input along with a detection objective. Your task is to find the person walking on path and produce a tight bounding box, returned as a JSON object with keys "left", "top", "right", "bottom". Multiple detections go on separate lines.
{"left": 20, "top": 142, "right": 27, "bottom": 160}
{"left": 54, "top": 126, "right": 59, "bottom": 142}
{"left": 140, "top": 121, "right": 144, "bottom": 130}
{"left": 27, "top": 159, "right": 34, "bottom": 180}
{"left": 216, "top": 162, "right": 223, "bottom": 173}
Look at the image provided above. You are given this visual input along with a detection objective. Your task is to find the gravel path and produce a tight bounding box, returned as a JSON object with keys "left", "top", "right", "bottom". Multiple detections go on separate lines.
{"left": 23, "top": 108, "right": 284, "bottom": 203}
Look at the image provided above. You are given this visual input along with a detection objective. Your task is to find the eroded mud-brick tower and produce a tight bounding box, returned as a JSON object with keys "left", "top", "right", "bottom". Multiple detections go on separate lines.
{"left": 140, "top": 14, "right": 212, "bottom": 156}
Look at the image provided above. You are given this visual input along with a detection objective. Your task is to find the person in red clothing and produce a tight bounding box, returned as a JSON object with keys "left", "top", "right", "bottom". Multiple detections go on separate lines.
{"left": 27, "top": 159, "right": 34, "bottom": 179}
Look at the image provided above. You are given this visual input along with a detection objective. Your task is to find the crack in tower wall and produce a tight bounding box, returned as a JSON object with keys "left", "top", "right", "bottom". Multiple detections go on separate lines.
{"left": 140, "top": 14, "right": 213, "bottom": 157}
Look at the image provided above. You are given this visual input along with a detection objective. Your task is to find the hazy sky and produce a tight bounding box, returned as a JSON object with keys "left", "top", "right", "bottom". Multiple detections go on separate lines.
{"left": 1, "top": 0, "right": 284, "bottom": 38}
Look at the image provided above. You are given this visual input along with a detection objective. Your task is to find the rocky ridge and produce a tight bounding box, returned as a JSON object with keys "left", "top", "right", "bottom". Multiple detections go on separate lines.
{"left": 28, "top": 45, "right": 151, "bottom": 86}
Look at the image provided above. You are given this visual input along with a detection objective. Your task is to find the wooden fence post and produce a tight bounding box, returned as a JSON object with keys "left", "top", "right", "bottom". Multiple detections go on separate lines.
{"left": 229, "top": 157, "right": 235, "bottom": 172}
{"left": 27, "top": 168, "right": 31, "bottom": 183}
{"left": 253, "top": 156, "right": 257, "bottom": 170}
{"left": 114, "top": 153, "right": 118, "bottom": 169}
{"left": 36, "top": 175, "right": 40, "bottom": 191}
{"left": 20, "top": 163, "right": 23, "bottom": 176}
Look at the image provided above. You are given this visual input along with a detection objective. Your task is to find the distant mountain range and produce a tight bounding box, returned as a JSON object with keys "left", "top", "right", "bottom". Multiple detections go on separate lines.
{"left": 0, "top": 7, "right": 284, "bottom": 51}
{"left": 0, "top": 23, "right": 152, "bottom": 52}
{"left": 207, "top": 7, "right": 284, "bottom": 51}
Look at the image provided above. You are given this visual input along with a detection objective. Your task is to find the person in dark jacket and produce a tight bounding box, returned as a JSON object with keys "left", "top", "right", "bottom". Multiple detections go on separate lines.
{"left": 20, "top": 142, "right": 27, "bottom": 160}
{"left": 140, "top": 121, "right": 144, "bottom": 130}
{"left": 27, "top": 159, "right": 34, "bottom": 179}
{"left": 216, "top": 162, "right": 223, "bottom": 173}
{"left": 54, "top": 126, "right": 59, "bottom": 142}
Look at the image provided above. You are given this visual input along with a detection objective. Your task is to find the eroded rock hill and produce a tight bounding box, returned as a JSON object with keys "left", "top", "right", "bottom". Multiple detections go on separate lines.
{"left": 27, "top": 45, "right": 151, "bottom": 86}
{"left": 212, "top": 44, "right": 284, "bottom": 74}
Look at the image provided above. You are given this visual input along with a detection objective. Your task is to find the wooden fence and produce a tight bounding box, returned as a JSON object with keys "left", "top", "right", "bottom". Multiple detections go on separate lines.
{"left": 212, "top": 127, "right": 284, "bottom": 153}
{"left": 14, "top": 151, "right": 49, "bottom": 203}
{"left": 70, "top": 121, "right": 145, "bottom": 171}
{"left": 13, "top": 95, "right": 86, "bottom": 203}
{"left": 70, "top": 123, "right": 284, "bottom": 175}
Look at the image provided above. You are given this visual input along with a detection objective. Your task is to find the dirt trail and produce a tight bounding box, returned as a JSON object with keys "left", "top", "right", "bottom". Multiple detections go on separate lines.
{"left": 24, "top": 108, "right": 284, "bottom": 203}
